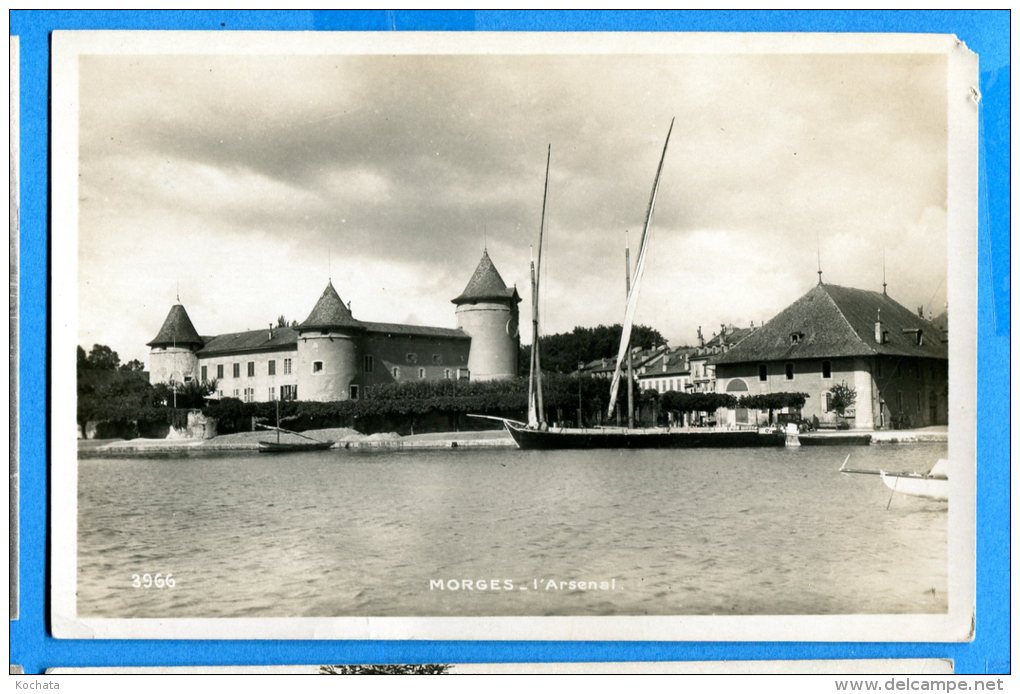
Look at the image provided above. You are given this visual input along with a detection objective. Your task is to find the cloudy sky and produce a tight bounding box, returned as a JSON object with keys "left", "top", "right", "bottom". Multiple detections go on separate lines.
{"left": 76, "top": 48, "right": 948, "bottom": 364}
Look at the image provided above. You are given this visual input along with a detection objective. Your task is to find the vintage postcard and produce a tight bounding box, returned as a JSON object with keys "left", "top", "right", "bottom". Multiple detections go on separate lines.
{"left": 50, "top": 31, "right": 977, "bottom": 640}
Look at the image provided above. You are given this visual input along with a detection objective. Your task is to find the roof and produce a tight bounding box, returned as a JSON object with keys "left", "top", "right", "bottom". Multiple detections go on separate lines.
{"left": 299, "top": 281, "right": 363, "bottom": 330}
{"left": 147, "top": 304, "right": 204, "bottom": 348}
{"left": 198, "top": 326, "right": 299, "bottom": 357}
{"left": 452, "top": 250, "right": 521, "bottom": 305}
{"left": 712, "top": 283, "right": 948, "bottom": 365}
{"left": 361, "top": 321, "right": 469, "bottom": 340}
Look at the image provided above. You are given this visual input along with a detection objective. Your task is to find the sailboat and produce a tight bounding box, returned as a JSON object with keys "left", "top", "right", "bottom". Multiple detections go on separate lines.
{"left": 498, "top": 121, "right": 785, "bottom": 450}
{"left": 257, "top": 397, "right": 335, "bottom": 452}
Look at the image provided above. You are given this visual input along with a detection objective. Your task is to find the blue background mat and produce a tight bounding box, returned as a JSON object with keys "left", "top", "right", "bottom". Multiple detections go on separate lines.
{"left": 9, "top": 10, "right": 1010, "bottom": 674}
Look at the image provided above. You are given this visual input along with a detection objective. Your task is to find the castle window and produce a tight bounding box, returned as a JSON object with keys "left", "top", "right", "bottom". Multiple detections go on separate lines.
{"left": 758, "top": 364, "right": 767, "bottom": 382}
{"left": 268, "top": 360, "right": 276, "bottom": 376}
{"left": 283, "top": 358, "right": 292, "bottom": 375}
{"left": 406, "top": 353, "right": 418, "bottom": 364}
{"left": 281, "top": 384, "right": 297, "bottom": 400}
{"left": 233, "top": 389, "right": 239, "bottom": 398}
{"left": 784, "top": 362, "right": 795, "bottom": 381}
{"left": 268, "top": 386, "right": 276, "bottom": 401}
{"left": 243, "top": 387, "right": 254, "bottom": 403}
{"left": 247, "top": 362, "right": 255, "bottom": 377}
{"left": 790, "top": 332, "right": 804, "bottom": 344}
{"left": 216, "top": 364, "right": 224, "bottom": 379}
{"left": 392, "top": 366, "right": 400, "bottom": 380}
{"left": 201, "top": 365, "right": 207, "bottom": 381}
{"left": 432, "top": 354, "right": 442, "bottom": 365}
{"left": 418, "top": 367, "right": 425, "bottom": 379}
{"left": 364, "top": 355, "right": 374, "bottom": 373}
{"left": 821, "top": 360, "right": 832, "bottom": 379}
{"left": 312, "top": 361, "right": 323, "bottom": 374}
{"left": 349, "top": 385, "right": 359, "bottom": 400}
{"left": 232, "top": 363, "right": 240, "bottom": 378}
{"left": 444, "top": 369, "right": 451, "bottom": 379}
{"left": 824, "top": 391, "right": 833, "bottom": 412}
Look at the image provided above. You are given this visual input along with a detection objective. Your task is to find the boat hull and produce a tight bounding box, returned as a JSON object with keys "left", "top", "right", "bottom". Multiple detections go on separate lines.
{"left": 258, "top": 440, "right": 335, "bottom": 453}
{"left": 503, "top": 421, "right": 784, "bottom": 450}
{"left": 880, "top": 471, "right": 948, "bottom": 501}
{"left": 799, "top": 433, "right": 873, "bottom": 446}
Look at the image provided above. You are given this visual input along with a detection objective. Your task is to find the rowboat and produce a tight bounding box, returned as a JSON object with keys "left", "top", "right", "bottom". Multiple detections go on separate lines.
{"left": 258, "top": 439, "right": 335, "bottom": 453}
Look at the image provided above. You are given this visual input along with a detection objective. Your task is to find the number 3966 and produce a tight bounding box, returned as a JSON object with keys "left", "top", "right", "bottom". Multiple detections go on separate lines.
{"left": 131, "top": 573, "right": 175, "bottom": 589}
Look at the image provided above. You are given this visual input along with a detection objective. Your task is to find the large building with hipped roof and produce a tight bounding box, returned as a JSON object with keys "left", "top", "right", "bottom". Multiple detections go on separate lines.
{"left": 711, "top": 281, "right": 948, "bottom": 430}
{"left": 146, "top": 250, "right": 521, "bottom": 402}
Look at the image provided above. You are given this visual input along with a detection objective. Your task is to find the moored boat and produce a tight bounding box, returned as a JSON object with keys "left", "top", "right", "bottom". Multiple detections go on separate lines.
{"left": 839, "top": 456, "right": 948, "bottom": 502}
{"left": 502, "top": 419, "right": 784, "bottom": 450}
{"left": 258, "top": 440, "right": 335, "bottom": 453}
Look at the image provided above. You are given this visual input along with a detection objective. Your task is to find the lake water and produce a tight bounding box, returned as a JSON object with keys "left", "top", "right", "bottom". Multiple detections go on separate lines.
{"left": 77, "top": 443, "right": 948, "bottom": 618}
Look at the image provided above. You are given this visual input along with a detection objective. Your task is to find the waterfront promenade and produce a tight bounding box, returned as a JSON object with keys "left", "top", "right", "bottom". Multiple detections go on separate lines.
{"left": 77, "top": 425, "right": 949, "bottom": 456}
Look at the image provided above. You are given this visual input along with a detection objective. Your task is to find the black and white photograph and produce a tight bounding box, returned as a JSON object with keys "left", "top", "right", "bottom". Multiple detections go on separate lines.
{"left": 50, "top": 31, "right": 977, "bottom": 641}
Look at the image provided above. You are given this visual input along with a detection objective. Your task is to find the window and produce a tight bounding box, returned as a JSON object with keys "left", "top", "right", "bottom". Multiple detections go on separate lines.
{"left": 247, "top": 361, "right": 255, "bottom": 377}
{"left": 444, "top": 369, "right": 451, "bottom": 379}
{"left": 784, "top": 362, "right": 794, "bottom": 381}
{"left": 432, "top": 354, "right": 443, "bottom": 364}
{"left": 790, "top": 332, "right": 804, "bottom": 344}
{"left": 217, "top": 390, "right": 223, "bottom": 398}
{"left": 418, "top": 367, "right": 426, "bottom": 379}
{"left": 312, "top": 361, "right": 323, "bottom": 373}
{"left": 821, "top": 360, "right": 832, "bottom": 379}
{"left": 406, "top": 353, "right": 417, "bottom": 364}
{"left": 758, "top": 364, "right": 767, "bottom": 382}
{"left": 349, "top": 385, "right": 359, "bottom": 400}
{"left": 216, "top": 364, "right": 224, "bottom": 379}
{"left": 281, "top": 384, "right": 297, "bottom": 401}
{"left": 232, "top": 363, "right": 240, "bottom": 378}
{"left": 232, "top": 388, "right": 239, "bottom": 398}
{"left": 201, "top": 365, "right": 207, "bottom": 381}
{"left": 364, "top": 355, "right": 374, "bottom": 373}
{"left": 243, "top": 387, "right": 254, "bottom": 403}
{"left": 268, "top": 360, "right": 276, "bottom": 376}
{"left": 392, "top": 366, "right": 400, "bottom": 380}
{"left": 283, "top": 358, "right": 292, "bottom": 375}
{"left": 268, "top": 386, "right": 276, "bottom": 401}
{"left": 824, "top": 391, "right": 833, "bottom": 412}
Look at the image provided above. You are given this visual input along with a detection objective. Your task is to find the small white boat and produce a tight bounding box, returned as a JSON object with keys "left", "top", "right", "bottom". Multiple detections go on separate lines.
{"left": 879, "top": 459, "right": 948, "bottom": 502}
{"left": 839, "top": 456, "right": 949, "bottom": 502}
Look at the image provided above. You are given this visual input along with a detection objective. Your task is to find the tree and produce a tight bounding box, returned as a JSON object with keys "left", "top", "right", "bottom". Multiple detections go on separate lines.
{"left": 120, "top": 359, "right": 145, "bottom": 372}
{"left": 829, "top": 381, "right": 857, "bottom": 416}
{"left": 738, "top": 392, "right": 810, "bottom": 424}
{"left": 276, "top": 315, "right": 289, "bottom": 328}
{"left": 86, "top": 344, "right": 121, "bottom": 371}
{"left": 521, "top": 323, "right": 667, "bottom": 374}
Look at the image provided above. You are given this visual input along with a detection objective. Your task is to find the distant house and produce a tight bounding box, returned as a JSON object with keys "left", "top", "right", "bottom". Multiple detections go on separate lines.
{"left": 637, "top": 347, "right": 693, "bottom": 394}
{"left": 711, "top": 283, "right": 948, "bottom": 429}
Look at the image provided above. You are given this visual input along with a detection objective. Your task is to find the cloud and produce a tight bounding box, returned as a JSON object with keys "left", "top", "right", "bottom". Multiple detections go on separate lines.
{"left": 76, "top": 50, "right": 949, "bottom": 362}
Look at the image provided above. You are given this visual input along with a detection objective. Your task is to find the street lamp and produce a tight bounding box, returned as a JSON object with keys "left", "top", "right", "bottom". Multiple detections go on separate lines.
{"left": 577, "top": 361, "right": 584, "bottom": 428}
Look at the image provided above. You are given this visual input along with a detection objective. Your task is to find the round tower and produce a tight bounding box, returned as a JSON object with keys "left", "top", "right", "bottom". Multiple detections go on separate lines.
{"left": 295, "top": 281, "right": 363, "bottom": 402}
{"left": 147, "top": 303, "right": 203, "bottom": 385}
{"left": 452, "top": 250, "right": 521, "bottom": 381}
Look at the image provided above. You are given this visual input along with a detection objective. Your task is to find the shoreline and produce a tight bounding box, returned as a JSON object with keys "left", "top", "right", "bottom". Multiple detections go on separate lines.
{"left": 77, "top": 426, "right": 948, "bottom": 457}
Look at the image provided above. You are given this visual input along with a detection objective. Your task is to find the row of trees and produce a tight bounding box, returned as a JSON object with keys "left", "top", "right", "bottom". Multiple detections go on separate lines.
{"left": 520, "top": 323, "right": 667, "bottom": 375}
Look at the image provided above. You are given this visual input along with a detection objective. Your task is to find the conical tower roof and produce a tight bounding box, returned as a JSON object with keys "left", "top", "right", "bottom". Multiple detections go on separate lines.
{"left": 452, "top": 249, "right": 521, "bottom": 305}
{"left": 299, "top": 281, "right": 363, "bottom": 330}
{"left": 147, "top": 303, "right": 204, "bottom": 348}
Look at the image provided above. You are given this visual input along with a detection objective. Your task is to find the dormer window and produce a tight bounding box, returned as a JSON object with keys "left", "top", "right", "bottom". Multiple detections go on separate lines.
{"left": 790, "top": 332, "right": 805, "bottom": 344}
{"left": 406, "top": 353, "right": 418, "bottom": 364}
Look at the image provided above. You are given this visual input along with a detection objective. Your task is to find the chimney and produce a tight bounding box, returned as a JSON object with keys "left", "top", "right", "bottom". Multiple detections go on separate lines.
{"left": 697, "top": 326, "right": 704, "bottom": 348}
{"left": 874, "top": 309, "right": 883, "bottom": 344}
{"left": 269, "top": 323, "right": 274, "bottom": 340}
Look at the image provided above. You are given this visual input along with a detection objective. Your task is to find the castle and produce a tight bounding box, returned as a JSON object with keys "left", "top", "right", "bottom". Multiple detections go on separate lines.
{"left": 146, "top": 250, "right": 521, "bottom": 402}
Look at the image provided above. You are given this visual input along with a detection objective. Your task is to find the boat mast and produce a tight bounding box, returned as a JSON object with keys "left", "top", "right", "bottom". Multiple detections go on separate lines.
{"left": 527, "top": 246, "right": 538, "bottom": 428}
{"left": 625, "top": 231, "right": 634, "bottom": 429}
{"left": 607, "top": 118, "right": 674, "bottom": 419}
{"left": 532, "top": 145, "right": 551, "bottom": 429}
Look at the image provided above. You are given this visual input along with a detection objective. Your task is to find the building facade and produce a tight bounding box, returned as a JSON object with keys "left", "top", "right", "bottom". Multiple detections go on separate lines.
{"left": 711, "top": 282, "right": 948, "bottom": 430}
{"left": 146, "top": 251, "right": 520, "bottom": 402}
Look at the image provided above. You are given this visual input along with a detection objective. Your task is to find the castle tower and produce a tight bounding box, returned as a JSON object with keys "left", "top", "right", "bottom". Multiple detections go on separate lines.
{"left": 295, "top": 281, "right": 363, "bottom": 402}
{"left": 147, "top": 303, "right": 203, "bottom": 385}
{"left": 452, "top": 249, "right": 521, "bottom": 381}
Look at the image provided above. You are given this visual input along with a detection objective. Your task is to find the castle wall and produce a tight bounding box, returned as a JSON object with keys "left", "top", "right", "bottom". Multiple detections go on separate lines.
{"left": 456, "top": 301, "right": 518, "bottom": 381}
{"left": 198, "top": 347, "right": 298, "bottom": 402}
{"left": 296, "top": 331, "right": 359, "bottom": 402}
{"left": 148, "top": 346, "right": 199, "bottom": 386}
{"left": 359, "top": 333, "right": 470, "bottom": 389}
